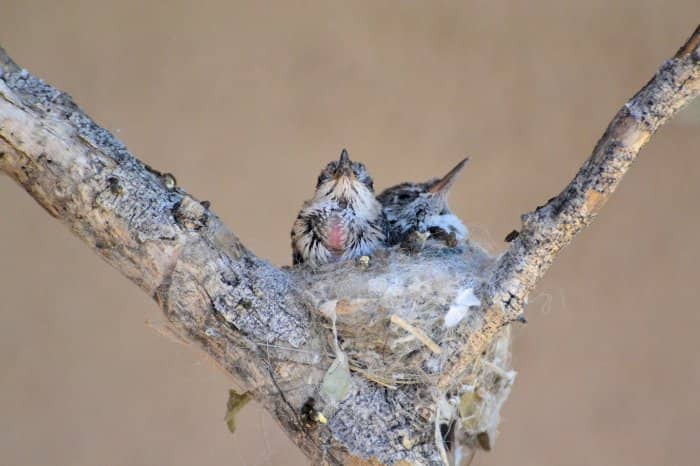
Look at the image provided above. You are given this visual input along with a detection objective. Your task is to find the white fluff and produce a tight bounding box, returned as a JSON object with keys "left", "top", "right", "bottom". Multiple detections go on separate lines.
{"left": 424, "top": 213, "right": 469, "bottom": 240}
{"left": 444, "top": 288, "right": 480, "bottom": 328}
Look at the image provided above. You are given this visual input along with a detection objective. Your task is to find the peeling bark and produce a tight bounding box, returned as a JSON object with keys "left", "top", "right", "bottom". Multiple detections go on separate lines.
{"left": 1, "top": 24, "right": 699, "bottom": 466}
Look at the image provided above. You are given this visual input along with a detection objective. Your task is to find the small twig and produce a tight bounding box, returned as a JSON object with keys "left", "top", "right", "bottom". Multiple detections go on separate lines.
{"left": 390, "top": 314, "right": 443, "bottom": 355}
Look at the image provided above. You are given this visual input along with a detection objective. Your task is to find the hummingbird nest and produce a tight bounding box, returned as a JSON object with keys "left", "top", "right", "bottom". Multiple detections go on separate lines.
{"left": 293, "top": 237, "right": 516, "bottom": 454}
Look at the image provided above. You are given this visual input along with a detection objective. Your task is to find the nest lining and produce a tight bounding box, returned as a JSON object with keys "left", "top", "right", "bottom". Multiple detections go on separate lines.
{"left": 294, "top": 238, "right": 504, "bottom": 386}
{"left": 292, "top": 237, "right": 516, "bottom": 457}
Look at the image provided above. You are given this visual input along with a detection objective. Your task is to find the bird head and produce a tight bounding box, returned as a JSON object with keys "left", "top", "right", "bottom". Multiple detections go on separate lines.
{"left": 425, "top": 157, "right": 469, "bottom": 210}
{"left": 314, "top": 149, "right": 376, "bottom": 204}
{"left": 378, "top": 158, "right": 469, "bottom": 218}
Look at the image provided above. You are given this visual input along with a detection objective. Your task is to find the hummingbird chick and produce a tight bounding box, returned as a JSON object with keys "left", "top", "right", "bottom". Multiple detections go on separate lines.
{"left": 377, "top": 158, "right": 469, "bottom": 250}
{"left": 291, "top": 149, "right": 385, "bottom": 267}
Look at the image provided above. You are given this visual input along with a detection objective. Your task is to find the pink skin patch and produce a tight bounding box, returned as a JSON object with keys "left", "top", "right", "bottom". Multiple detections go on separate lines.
{"left": 326, "top": 216, "right": 347, "bottom": 254}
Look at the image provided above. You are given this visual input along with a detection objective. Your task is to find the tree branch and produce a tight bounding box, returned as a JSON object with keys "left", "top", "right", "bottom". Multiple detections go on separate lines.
{"left": 0, "top": 47, "right": 335, "bottom": 463}
{"left": 494, "top": 24, "right": 700, "bottom": 318}
{"left": 439, "top": 25, "right": 700, "bottom": 388}
{"left": 1, "top": 24, "right": 698, "bottom": 466}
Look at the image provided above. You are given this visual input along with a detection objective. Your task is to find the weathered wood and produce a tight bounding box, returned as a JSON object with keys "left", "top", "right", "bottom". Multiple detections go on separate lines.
{"left": 439, "top": 25, "right": 700, "bottom": 388}
{"left": 0, "top": 48, "right": 444, "bottom": 466}
{"left": 1, "top": 24, "right": 699, "bottom": 466}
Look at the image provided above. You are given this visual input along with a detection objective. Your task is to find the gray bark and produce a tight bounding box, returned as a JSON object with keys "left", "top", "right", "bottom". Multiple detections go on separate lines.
{"left": 1, "top": 24, "right": 698, "bottom": 466}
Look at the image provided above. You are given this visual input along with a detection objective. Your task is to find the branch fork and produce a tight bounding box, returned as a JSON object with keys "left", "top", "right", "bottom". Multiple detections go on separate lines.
{"left": 1, "top": 24, "right": 699, "bottom": 466}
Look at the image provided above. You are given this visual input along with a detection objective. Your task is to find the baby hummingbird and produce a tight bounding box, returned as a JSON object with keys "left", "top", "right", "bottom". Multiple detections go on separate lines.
{"left": 377, "top": 157, "right": 469, "bottom": 249}
{"left": 291, "top": 149, "right": 385, "bottom": 267}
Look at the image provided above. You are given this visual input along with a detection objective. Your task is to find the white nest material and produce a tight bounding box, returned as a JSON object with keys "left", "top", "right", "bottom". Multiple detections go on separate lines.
{"left": 293, "top": 237, "right": 516, "bottom": 457}
{"left": 294, "top": 238, "right": 497, "bottom": 387}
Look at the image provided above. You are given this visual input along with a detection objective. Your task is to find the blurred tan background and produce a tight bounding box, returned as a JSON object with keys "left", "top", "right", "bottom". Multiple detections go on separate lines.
{"left": 1, "top": 2, "right": 699, "bottom": 465}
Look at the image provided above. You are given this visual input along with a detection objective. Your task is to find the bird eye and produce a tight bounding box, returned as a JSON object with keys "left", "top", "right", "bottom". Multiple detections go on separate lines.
{"left": 316, "top": 172, "right": 331, "bottom": 188}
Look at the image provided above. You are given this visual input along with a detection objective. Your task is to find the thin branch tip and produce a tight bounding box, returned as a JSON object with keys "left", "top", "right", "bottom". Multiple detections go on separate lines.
{"left": 675, "top": 24, "right": 700, "bottom": 59}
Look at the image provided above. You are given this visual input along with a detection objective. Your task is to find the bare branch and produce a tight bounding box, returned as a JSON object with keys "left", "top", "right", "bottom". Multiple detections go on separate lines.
{"left": 492, "top": 24, "right": 700, "bottom": 316}
{"left": 1, "top": 23, "right": 699, "bottom": 466}
{"left": 0, "top": 46, "right": 335, "bottom": 463}
{"left": 440, "top": 25, "right": 700, "bottom": 388}
{"left": 0, "top": 45, "right": 449, "bottom": 465}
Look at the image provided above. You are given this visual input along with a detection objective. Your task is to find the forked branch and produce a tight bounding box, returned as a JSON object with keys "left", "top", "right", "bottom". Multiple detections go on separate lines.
{"left": 1, "top": 24, "right": 698, "bottom": 466}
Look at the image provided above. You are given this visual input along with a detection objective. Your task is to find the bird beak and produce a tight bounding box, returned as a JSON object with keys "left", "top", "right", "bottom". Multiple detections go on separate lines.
{"left": 336, "top": 149, "right": 353, "bottom": 178}
{"left": 428, "top": 157, "right": 469, "bottom": 195}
